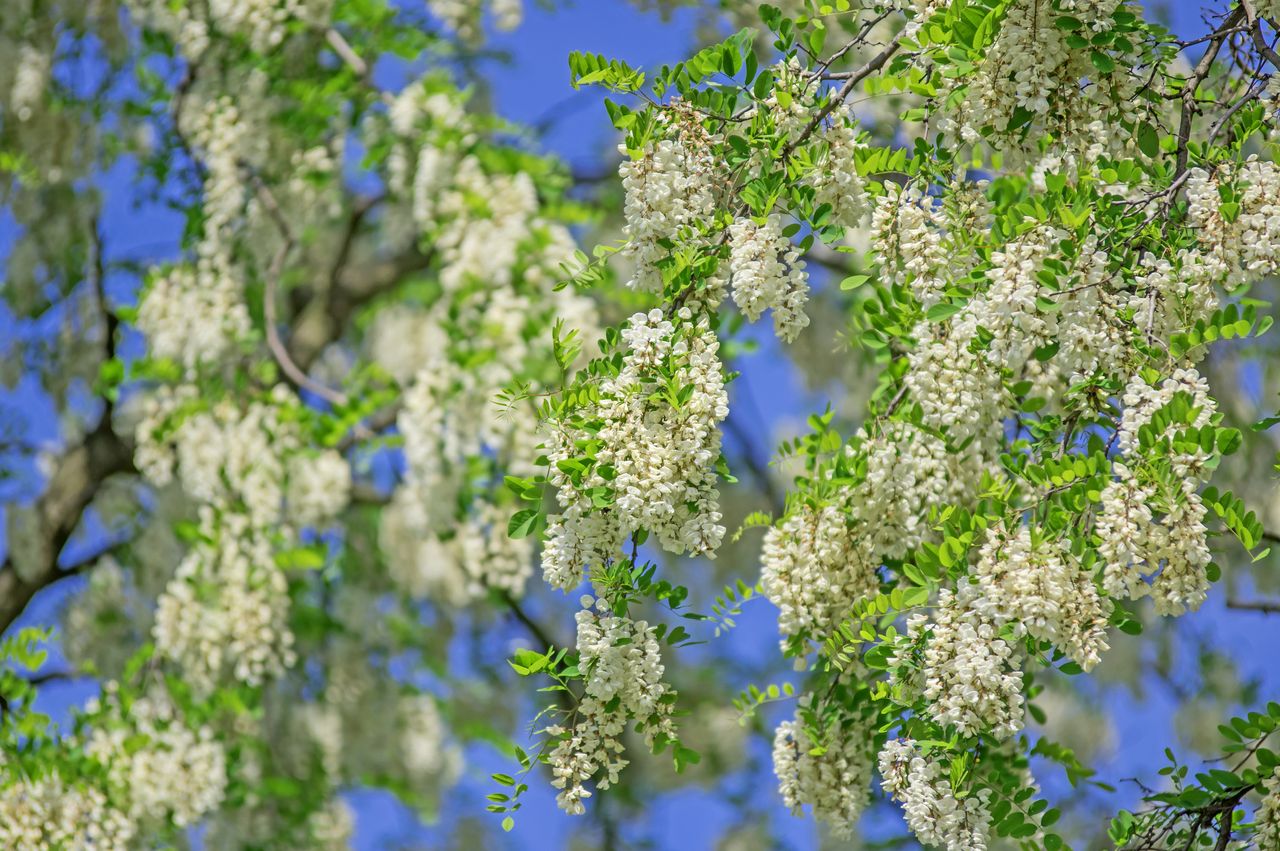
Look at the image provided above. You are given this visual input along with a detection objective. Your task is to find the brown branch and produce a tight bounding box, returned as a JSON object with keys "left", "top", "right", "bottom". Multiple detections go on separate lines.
{"left": 499, "top": 590, "right": 558, "bottom": 651}
{"left": 785, "top": 40, "right": 902, "bottom": 158}
{"left": 1225, "top": 597, "right": 1280, "bottom": 613}
{"left": 248, "top": 172, "right": 350, "bottom": 406}
{"left": 1243, "top": 0, "right": 1280, "bottom": 68}
{"left": 1173, "top": 7, "right": 1244, "bottom": 182}
{"left": 0, "top": 421, "right": 135, "bottom": 635}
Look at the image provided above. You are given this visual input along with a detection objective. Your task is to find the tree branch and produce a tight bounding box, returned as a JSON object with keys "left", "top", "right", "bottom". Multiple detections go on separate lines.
{"left": 0, "top": 421, "right": 135, "bottom": 635}
{"left": 1225, "top": 597, "right": 1280, "bottom": 614}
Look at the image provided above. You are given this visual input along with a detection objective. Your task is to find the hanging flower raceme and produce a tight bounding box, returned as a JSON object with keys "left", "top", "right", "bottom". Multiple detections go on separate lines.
{"left": 969, "top": 522, "right": 1110, "bottom": 672}
{"left": 547, "top": 600, "right": 678, "bottom": 815}
{"left": 878, "top": 738, "right": 994, "bottom": 851}
{"left": 772, "top": 701, "right": 876, "bottom": 836}
{"left": 542, "top": 307, "right": 729, "bottom": 590}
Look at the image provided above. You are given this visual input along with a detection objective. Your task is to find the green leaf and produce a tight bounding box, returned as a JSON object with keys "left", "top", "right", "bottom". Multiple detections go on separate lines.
{"left": 1137, "top": 122, "right": 1160, "bottom": 158}
{"left": 508, "top": 509, "right": 540, "bottom": 539}
{"left": 926, "top": 302, "right": 965, "bottom": 322}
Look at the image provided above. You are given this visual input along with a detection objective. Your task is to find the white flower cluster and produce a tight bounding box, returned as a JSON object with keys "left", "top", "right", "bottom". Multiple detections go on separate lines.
{"left": 1099, "top": 370, "right": 1216, "bottom": 616}
{"left": 376, "top": 88, "right": 598, "bottom": 606}
{"left": 1187, "top": 160, "right": 1280, "bottom": 289}
{"left": 137, "top": 95, "right": 265, "bottom": 373}
{"left": 878, "top": 738, "right": 993, "bottom": 851}
{"left": 809, "top": 123, "right": 870, "bottom": 229}
{"left": 970, "top": 523, "right": 1109, "bottom": 671}
{"left": 153, "top": 509, "right": 298, "bottom": 694}
{"left": 548, "top": 601, "right": 677, "bottom": 815}
{"left": 286, "top": 450, "right": 353, "bottom": 528}
{"left": 618, "top": 118, "right": 719, "bottom": 292}
{"left": 399, "top": 695, "right": 465, "bottom": 794}
{"left": 426, "top": 0, "right": 523, "bottom": 43}
{"left": 1054, "top": 235, "right": 1129, "bottom": 385}
{"left": 761, "top": 502, "right": 880, "bottom": 640}
{"left": 436, "top": 157, "right": 544, "bottom": 293}
{"left": 141, "top": 388, "right": 350, "bottom": 531}
{"left": 908, "top": 588, "right": 1026, "bottom": 740}
{"left": 1117, "top": 368, "right": 1217, "bottom": 476}
{"left": 86, "top": 687, "right": 227, "bottom": 828}
{"left": 382, "top": 492, "right": 534, "bottom": 604}
{"left": 941, "top": 0, "right": 1146, "bottom": 168}
{"left": 543, "top": 309, "right": 728, "bottom": 589}
{"left": 0, "top": 772, "right": 135, "bottom": 851}
{"left": 208, "top": 0, "right": 306, "bottom": 52}
{"left": 906, "top": 312, "right": 1003, "bottom": 443}
{"left": 772, "top": 706, "right": 875, "bottom": 836}
{"left": 871, "top": 182, "right": 951, "bottom": 308}
{"left": 132, "top": 382, "right": 351, "bottom": 696}
{"left": 975, "top": 225, "right": 1060, "bottom": 370}
{"left": 134, "top": 256, "right": 251, "bottom": 373}
{"left": 123, "top": 0, "right": 212, "bottom": 59}
{"left": 8, "top": 43, "right": 49, "bottom": 122}
{"left": 762, "top": 423, "right": 980, "bottom": 641}
{"left": 728, "top": 215, "right": 811, "bottom": 342}
{"left": 905, "top": 220, "right": 1122, "bottom": 438}
{"left": 1256, "top": 766, "right": 1280, "bottom": 850}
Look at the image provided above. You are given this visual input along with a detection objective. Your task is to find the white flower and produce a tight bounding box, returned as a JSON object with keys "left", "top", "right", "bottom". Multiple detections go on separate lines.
{"left": 773, "top": 705, "right": 875, "bottom": 836}
{"left": 878, "top": 739, "right": 993, "bottom": 851}
{"left": 970, "top": 522, "right": 1109, "bottom": 671}
{"left": 728, "top": 214, "right": 811, "bottom": 342}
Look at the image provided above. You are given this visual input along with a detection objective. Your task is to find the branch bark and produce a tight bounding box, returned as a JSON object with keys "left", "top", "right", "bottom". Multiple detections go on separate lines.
{"left": 0, "top": 420, "right": 135, "bottom": 635}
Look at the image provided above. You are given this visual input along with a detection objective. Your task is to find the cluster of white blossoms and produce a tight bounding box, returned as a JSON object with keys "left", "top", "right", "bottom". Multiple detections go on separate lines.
{"left": 285, "top": 639, "right": 462, "bottom": 813}
{"left": 808, "top": 123, "right": 870, "bottom": 229}
{"left": 871, "top": 182, "right": 952, "bottom": 308}
{"left": 8, "top": 42, "right": 49, "bottom": 122}
{"left": 728, "top": 215, "right": 811, "bottom": 342}
{"left": 382, "top": 492, "right": 535, "bottom": 604}
{"left": 207, "top": 0, "right": 308, "bottom": 52}
{"left": 973, "top": 225, "right": 1060, "bottom": 371}
{"left": 902, "top": 212, "right": 1134, "bottom": 436}
{"left": 772, "top": 705, "right": 875, "bottom": 836}
{"left": 1255, "top": 766, "right": 1280, "bottom": 849}
{"left": 878, "top": 739, "right": 993, "bottom": 851}
{"left": 618, "top": 115, "right": 720, "bottom": 292}
{"left": 1053, "top": 235, "right": 1130, "bottom": 385}
{"left": 542, "top": 308, "right": 728, "bottom": 589}
{"left": 137, "top": 93, "right": 269, "bottom": 373}
{"left": 85, "top": 687, "right": 228, "bottom": 828}
{"left": 1186, "top": 160, "right": 1280, "bottom": 289}
{"left": 761, "top": 502, "right": 880, "bottom": 639}
{"left": 762, "top": 423, "right": 982, "bottom": 641}
{"left": 124, "top": 0, "right": 329, "bottom": 60}
{"left": 399, "top": 695, "right": 465, "bottom": 795}
{"left": 903, "top": 588, "right": 1026, "bottom": 741}
{"left": 375, "top": 75, "right": 600, "bottom": 607}
{"left": 1099, "top": 369, "right": 1216, "bottom": 616}
{"left": 425, "top": 0, "right": 522, "bottom": 43}
{"left": 287, "top": 450, "right": 354, "bottom": 528}
{"left": 970, "top": 523, "right": 1110, "bottom": 671}
{"left": 0, "top": 771, "right": 135, "bottom": 851}
{"left": 138, "top": 388, "right": 350, "bottom": 531}
{"left": 137, "top": 391, "right": 349, "bottom": 695}
{"left": 548, "top": 600, "right": 677, "bottom": 815}
{"left": 153, "top": 509, "right": 298, "bottom": 693}
{"left": 134, "top": 256, "right": 252, "bottom": 372}
{"left": 939, "top": 0, "right": 1147, "bottom": 170}
{"left": 906, "top": 311, "right": 1003, "bottom": 442}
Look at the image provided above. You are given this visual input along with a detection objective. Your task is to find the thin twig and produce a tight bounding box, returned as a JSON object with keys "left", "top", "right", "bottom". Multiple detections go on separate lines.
{"left": 248, "top": 171, "right": 350, "bottom": 407}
